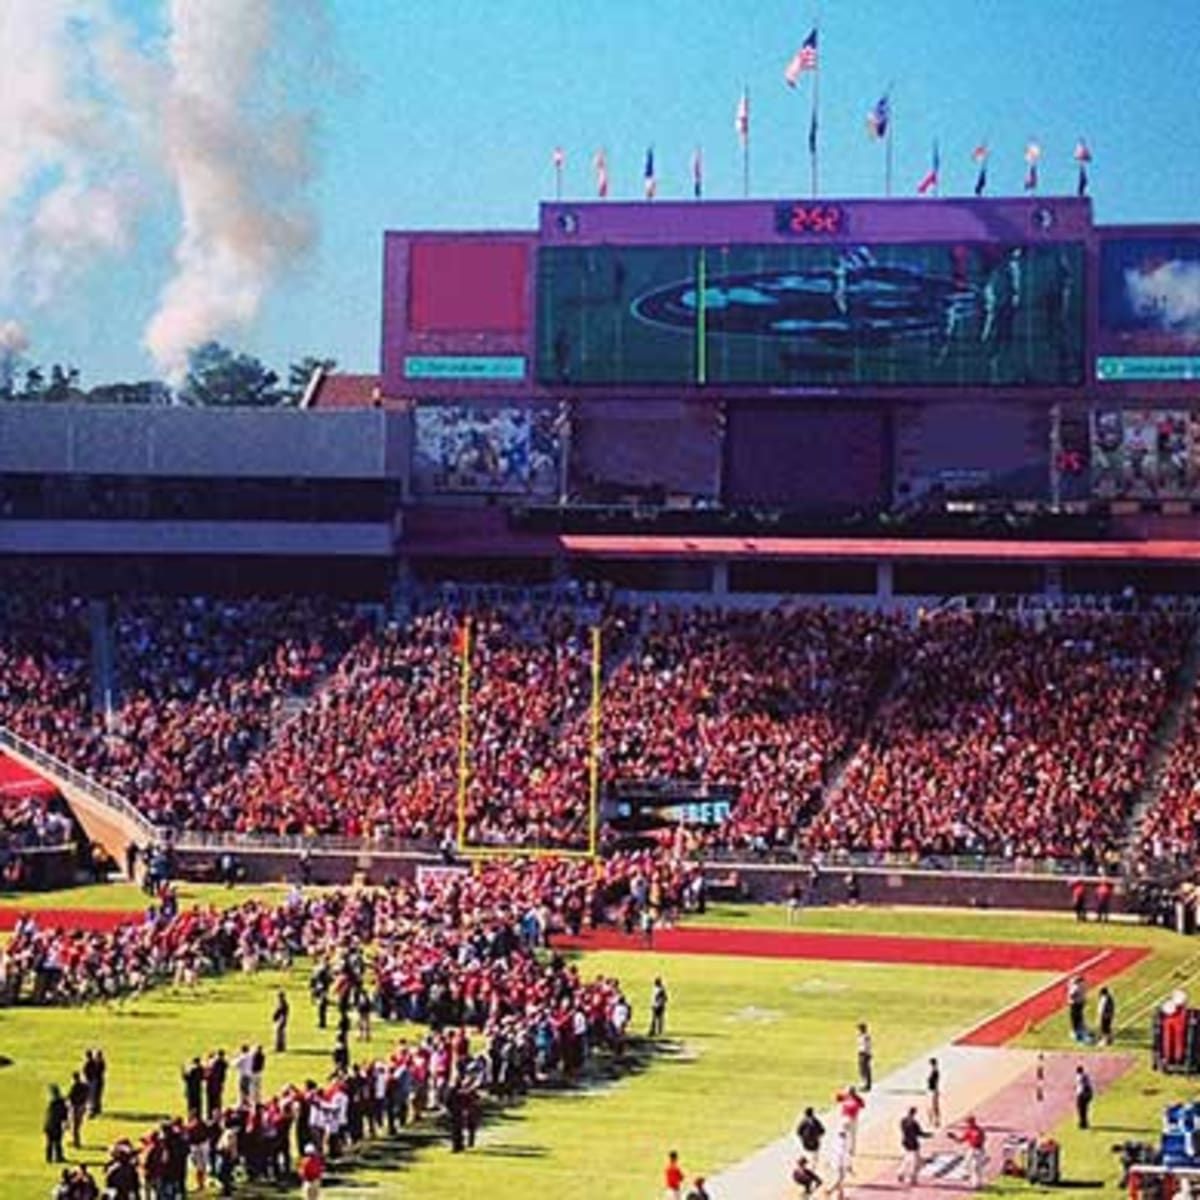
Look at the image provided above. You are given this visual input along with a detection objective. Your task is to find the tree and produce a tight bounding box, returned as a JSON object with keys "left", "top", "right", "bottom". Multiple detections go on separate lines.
{"left": 45, "top": 364, "right": 82, "bottom": 403}
{"left": 286, "top": 355, "right": 337, "bottom": 405}
{"left": 87, "top": 381, "right": 172, "bottom": 406}
{"left": 22, "top": 366, "right": 44, "bottom": 400}
{"left": 178, "top": 341, "right": 283, "bottom": 408}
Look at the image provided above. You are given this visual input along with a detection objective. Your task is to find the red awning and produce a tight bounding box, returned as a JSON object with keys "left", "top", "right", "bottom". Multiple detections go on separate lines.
{"left": 0, "top": 752, "right": 58, "bottom": 802}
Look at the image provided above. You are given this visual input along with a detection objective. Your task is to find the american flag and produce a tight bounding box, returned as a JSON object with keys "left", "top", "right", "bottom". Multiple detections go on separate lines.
{"left": 784, "top": 28, "right": 818, "bottom": 87}
{"left": 735, "top": 88, "right": 749, "bottom": 146}
{"left": 1073, "top": 138, "right": 1093, "bottom": 164}
{"left": 552, "top": 147, "right": 565, "bottom": 170}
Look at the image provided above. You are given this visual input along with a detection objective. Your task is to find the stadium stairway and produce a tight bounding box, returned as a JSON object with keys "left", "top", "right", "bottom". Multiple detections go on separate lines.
{"left": 1120, "top": 618, "right": 1200, "bottom": 867}
{"left": 805, "top": 651, "right": 906, "bottom": 824}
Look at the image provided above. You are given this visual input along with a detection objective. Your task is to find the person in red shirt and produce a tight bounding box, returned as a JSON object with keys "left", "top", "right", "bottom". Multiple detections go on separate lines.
{"left": 299, "top": 1143, "right": 325, "bottom": 1200}
{"left": 950, "top": 1116, "right": 987, "bottom": 1188}
{"left": 835, "top": 1086, "right": 866, "bottom": 1158}
{"left": 1070, "top": 879, "right": 1087, "bottom": 922}
{"left": 664, "top": 1149, "right": 685, "bottom": 1199}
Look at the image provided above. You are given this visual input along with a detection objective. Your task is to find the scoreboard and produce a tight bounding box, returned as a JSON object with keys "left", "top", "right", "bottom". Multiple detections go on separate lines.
{"left": 535, "top": 240, "right": 1085, "bottom": 389}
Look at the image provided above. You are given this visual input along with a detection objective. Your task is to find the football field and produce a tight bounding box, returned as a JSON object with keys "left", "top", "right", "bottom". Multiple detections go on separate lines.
{"left": 0, "top": 888, "right": 1188, "bottom": 1200}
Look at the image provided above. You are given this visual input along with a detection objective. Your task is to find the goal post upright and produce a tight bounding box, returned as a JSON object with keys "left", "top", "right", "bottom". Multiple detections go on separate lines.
{"left": 588, "top": 622, "right": 602, "bottom": 860}
{"left": 455, "top": 615, "right": 472, "bottom": 853}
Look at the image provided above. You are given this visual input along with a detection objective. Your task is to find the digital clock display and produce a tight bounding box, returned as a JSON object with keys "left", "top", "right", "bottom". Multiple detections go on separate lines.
{"left": 774, "top": 202, "right": 847, "bottom": 235}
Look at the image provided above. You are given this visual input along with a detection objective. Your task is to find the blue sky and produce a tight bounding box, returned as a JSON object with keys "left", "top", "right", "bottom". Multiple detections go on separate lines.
{"left": 17, "top": 0, "right": 1200, "bottom": 384}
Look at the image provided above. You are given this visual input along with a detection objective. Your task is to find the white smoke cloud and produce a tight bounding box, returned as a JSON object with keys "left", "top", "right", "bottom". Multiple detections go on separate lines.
{"left": 0, "top": 2, "right": 145, "bottom": 306}
{"left": 0, "top": 319, "right": 31, "bottom": 391}
{"left": 1125, "top": 261, "right": 1200, "bottom": 334}
{"left": 144, "top": 0, "right": 321, "bottom": 382}
{"left": 0, "top": 0, "right": 326, "bottom": 381}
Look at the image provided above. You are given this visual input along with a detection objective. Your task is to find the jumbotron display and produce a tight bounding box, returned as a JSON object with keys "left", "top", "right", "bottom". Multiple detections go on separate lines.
{"left": 536, "top": 241, "right": 1085, "bottom": 388}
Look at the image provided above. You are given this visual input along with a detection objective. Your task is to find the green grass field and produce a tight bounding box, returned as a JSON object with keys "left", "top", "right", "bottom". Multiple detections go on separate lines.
{"left": 0, "top": 889, "right": 1187, "bottom": 1199}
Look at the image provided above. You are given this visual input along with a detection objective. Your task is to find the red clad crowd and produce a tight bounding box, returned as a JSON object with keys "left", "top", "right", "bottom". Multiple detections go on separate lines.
{"left": 17, "top": 853, "right": 695, "bottom": 1197}
{"left": 1, "top": 592, "right": 1194, "bottom": 866}
{"left": 807, "top": 610, "right": 1191, "bottom": 865}
{"left": 1137, "top": 689, "right": 1200, "bottom": 869}
{"left": 599, "top": 606, "right": 905, "bottom": 852}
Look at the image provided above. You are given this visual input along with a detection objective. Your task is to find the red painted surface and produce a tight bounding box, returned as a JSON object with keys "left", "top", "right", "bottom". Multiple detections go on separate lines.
{"left": 409, "top": 241, "right": 529, "bottom": 333}
{"left": 955, "top": 945, "right": 1148, "bottom": 1047}
{"left": 0, "top": 752, "right": 58, "bottom": 801}
{"left": 0, "top": 907, "right": 134, "bottom": 933}
{"left": 555, "top": 925, "right": 1124, "bottom": 972}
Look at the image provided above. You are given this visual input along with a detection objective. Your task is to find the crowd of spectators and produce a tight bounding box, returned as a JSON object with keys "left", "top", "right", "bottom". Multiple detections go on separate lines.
{"left": 599, "top": 606, "right": 906, "bottom": 852}
{"left": 0, "top": 594, "right": 367, "bottom": 829}
{"left": 2, "top": 591, "right": 1196, "bottom": 869}
{"left": 806, "top": 610, "right": 1192, "bottom": 865}
{"left": 187, "top": 603, "right": 626, "bottom": 845}
{"left": 1134, "top": 688, "right": 1200, "bottom": 871}
{"left": 14, "top": 854, "right": 700, "bottom": 1195}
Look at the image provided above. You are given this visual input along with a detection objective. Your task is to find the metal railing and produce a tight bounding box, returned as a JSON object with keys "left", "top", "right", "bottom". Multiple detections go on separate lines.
{"left": 0, "top": 725, "right": 164, "bottom": 842}
{"left": 702, "top": 846, "right": 1113, "bottom": 879}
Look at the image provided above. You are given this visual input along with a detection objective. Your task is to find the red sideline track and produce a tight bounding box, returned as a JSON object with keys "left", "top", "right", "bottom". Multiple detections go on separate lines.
{"left": 0, "top": 907, "right": 134, "bottom": 933}
{"left": 554, "top": 926, "right": 1150, "bottom": 1047}
{"left": 0, "top": 909, "right": 1148, "bottom": 1048}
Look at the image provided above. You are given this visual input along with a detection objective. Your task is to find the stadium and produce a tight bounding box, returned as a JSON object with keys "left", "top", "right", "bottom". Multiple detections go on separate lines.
{"left": 5, "top": 183, "right": 1200, "bottom": 1198}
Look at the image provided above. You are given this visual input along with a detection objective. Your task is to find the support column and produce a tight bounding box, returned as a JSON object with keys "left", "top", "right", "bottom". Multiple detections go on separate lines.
{"left": 876, "top": 560, "right": 894, "bottom": 602}
{"left": 712, "top": 560, "right": 730, "bottom": 599}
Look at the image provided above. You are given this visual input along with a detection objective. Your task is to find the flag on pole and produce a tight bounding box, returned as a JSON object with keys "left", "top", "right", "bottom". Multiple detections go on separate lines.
{"left": 735, "top": 88, "right": 749, "bottom": 146}
{"left": 643, "top": 146, "right": 657, "bottom": 198}
{"left": 1024, "top": 140, "right": 1042, "bottom": 192}
{"left": 784, "top": 28, "right": 818, "bottom": 86}
{"left": 552, "top": 147, "right": 564, "bottom": 170}
{"left": 916, "top": 141, "right": 940, "bottom": 194}
{"left": 1074, "top": 137, "right": 1093, "bottom": 197}
{"left": 593, "top": 148, "right": 608, "bottom": 198}
{"left": 866, "top": 94, "right": 890, "bottom": 139}
{"left": 972, "top": 143, "right": 989, "bottom": 196}
{"left": 691, "top": 146, "right": 703, "bottom": 198}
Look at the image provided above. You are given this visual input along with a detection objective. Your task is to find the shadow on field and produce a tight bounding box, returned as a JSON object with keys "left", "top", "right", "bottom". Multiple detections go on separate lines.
{"left": 108, "top": 1111, "right": 172, "bottom": 1123}
{"left": 242, "top": 1035, "right": 687, "bottom": 1188}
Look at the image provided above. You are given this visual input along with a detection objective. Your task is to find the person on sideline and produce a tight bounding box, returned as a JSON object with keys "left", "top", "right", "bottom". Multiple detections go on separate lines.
{"left": 44, "top": 1085, "right": 68, "bottom": 1163}
{"left": 898, "top": 1106, "right": 933, "bottom": 1186}
{"left": 951, "top": 1116, "right": 987, "bottom": 1189}
{"left": 926, "top": 1057, "right": 942, "bottom": 1127}
{"left": 857, "top": 1022, "right": 874, "bottom": 1091}
{"left": 299, "top": 1142, "right": 325, "bottom": 1200}
{"left": 1097, "top": 986, "right": 1116, "bottom": 1046}
{"left": 1075, "top": 1065, "right": 1094, "bottom": 1130}
{"left": 664, "top": 1149, "right": 686, "bottom": 1200}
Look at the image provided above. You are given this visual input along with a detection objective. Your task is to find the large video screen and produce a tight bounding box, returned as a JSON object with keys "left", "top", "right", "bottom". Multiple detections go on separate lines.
{"left": 1090, "top": 409, "right": 1199, "bottom": 500}
{"left": 412, "top": 403, "right": 562, "bottom": 496}
{"left": 1100, "top": 237, "right": 1200, "bottom": 352}
{"left": 536, "top": 242, "right": 1085, "bottom": 388}
{"left": 1097, "top": 236, "right": 1200, "bottom": 380}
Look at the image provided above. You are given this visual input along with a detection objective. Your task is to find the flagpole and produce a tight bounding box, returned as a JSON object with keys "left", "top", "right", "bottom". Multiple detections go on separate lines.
{"left": 885, "top": 94, "right": 894, "bottom": 197}
{"left": 810, "top": 21, "right": 820, "bottom": 197}
{"left": 743, "top": 84, "right": 750, "bottom": 199}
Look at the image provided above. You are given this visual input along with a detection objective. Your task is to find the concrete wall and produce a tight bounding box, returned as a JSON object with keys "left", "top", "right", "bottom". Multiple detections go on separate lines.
{"left": 0, "top": 405, "right": 408, "bottom": 481}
